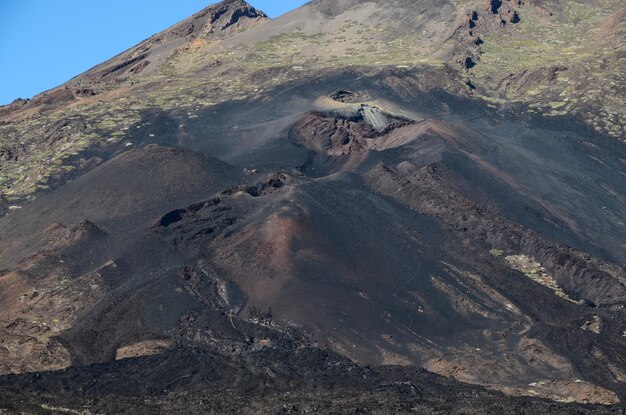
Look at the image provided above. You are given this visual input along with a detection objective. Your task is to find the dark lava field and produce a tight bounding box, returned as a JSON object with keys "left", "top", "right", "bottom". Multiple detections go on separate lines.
{"left": 0, "top": 0, "right": 625, "bottom": 413}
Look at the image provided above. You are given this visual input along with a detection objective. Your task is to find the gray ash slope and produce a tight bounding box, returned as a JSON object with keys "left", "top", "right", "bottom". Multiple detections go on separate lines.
{"left": 0, "top": 0, "right": 626, "bottom": 414}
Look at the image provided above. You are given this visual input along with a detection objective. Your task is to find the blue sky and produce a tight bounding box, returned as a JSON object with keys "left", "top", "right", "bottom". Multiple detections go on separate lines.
{"left": 0, "top": 1, "right": 308, "bottom": 105}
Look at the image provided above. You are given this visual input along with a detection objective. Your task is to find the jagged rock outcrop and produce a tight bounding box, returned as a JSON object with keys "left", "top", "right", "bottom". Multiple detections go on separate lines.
{"left": 69, "top": 0, "right": 268, "bottom": 91}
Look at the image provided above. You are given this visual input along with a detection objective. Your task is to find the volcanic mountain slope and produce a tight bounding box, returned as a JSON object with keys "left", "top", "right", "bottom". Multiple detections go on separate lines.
{"left": 1, "top": 0, "right": 624, "bottom": 202}
{"left": 0, "top": 0, "right": 626, "bottom": 413}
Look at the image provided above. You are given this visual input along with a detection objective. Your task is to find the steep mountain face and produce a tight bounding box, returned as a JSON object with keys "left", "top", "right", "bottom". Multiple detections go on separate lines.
{"left": 71, "top": 0, "right": 268, "bottom": 91}
{"left": 0, "top": 0, "right": 625, "bottom": 413}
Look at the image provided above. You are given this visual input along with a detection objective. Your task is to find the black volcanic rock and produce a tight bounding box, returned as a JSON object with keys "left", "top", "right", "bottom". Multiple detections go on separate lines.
{"left": 161, "top": 0, "right": 268, "bottom": 39}
{"left": 0, "top": 0, "right": 625, "bottom": 413}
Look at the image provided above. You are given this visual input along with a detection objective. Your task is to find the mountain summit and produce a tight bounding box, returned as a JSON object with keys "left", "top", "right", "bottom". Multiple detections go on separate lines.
{"left": 0, "top": 0, "right": 625, "bottom": 413}
{"left": 73, "top": 0, "right": 269, "bottom": 92}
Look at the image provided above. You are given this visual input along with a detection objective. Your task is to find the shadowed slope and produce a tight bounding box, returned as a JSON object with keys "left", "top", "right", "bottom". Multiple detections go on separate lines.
{"left": 0, "top": 0, "right": 625, "bottom": 413}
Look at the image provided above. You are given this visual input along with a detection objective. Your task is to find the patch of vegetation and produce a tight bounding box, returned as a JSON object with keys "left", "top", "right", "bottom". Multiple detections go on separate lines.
{"left": 470, "top": 1, "right": 624, "bottom": 139}
{"left": 580, "top": 315, "right": 601, "bottom": 334}
{"left": 0, "top": 98, "right": 142, "bottom": 199}
{"left": 505, "top": 255, "right": 578, "bottom": 303}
